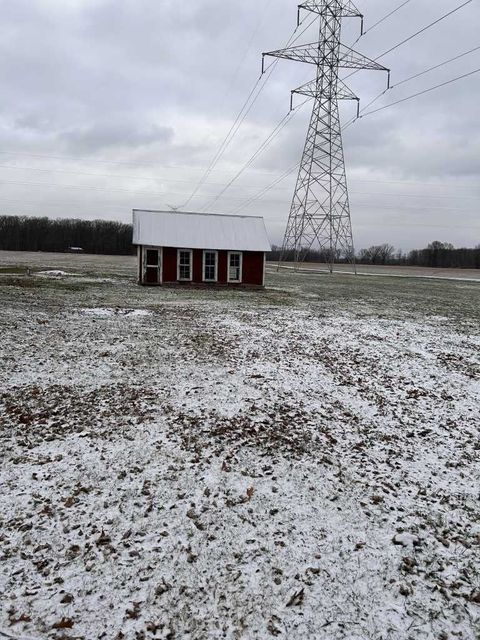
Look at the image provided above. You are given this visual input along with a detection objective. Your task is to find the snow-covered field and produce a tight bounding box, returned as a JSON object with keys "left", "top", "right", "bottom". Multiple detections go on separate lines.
{"left": 1, "top": 253, "right": 479, "bottom": 640}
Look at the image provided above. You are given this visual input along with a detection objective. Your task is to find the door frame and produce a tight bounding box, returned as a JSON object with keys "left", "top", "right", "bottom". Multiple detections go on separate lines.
{"left": 227, "top": 251, "right": 243, "bottom": 283}
{"left": 142, "top": 246, "right": 162, "bottom": 285}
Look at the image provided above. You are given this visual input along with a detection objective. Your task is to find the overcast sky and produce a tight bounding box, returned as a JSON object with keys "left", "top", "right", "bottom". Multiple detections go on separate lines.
{"left": 0, "top": 0, "right": 479, "bottom": 250}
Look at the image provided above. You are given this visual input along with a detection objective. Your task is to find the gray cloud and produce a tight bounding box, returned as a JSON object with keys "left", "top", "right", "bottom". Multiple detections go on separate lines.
{"left": 60, "top": 121, "right": 174, "bottom": 153}
{"left": 0, "top": 0, "right": 478, "bottom": 250}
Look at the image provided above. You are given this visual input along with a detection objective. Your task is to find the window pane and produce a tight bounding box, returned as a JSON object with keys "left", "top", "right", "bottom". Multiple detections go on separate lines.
{"left": 204, "top": 252, "right": 217, "bottom": 281}
{"left": 179, "top": 251, "right": 191, "bottom": 279}
{"left": 146, "top": 249, "right": 158, "bottom": 266}
{"left": 229, "top": 253, "right": 241, "bottom": 281}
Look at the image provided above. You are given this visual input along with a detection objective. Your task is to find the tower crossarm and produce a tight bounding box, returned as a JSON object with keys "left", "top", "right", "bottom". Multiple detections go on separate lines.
{"left": 264, "top": 42, "right": 324, "bottom": 67}
{"left": 298, "top": 0, "right": 362, "bottom": 19}
{"left": 264, "top": 43, "right": 389, "bottom": 76}
{"left": 292, "top": 77, "right": 358, "bottom": 101}
{"left": 339, "top": 45, "right": 389, "bottom": 72}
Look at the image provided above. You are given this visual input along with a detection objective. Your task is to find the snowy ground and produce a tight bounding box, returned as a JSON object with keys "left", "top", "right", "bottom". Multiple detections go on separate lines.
{"left": 0, "top": 253, "right": 479, "bottom": 640}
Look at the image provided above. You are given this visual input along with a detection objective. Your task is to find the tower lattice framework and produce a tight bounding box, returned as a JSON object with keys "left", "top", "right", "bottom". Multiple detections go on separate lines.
{"left": 264, "top": 0, "right": 389, "bottom": 272}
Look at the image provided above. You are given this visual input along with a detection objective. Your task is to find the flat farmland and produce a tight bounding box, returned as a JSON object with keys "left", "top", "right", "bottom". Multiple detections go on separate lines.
{"left": 0, "top": 251, "right": 479, "bottom": 640}
{"left": 273, "top": 262, "right": 480, "bottom": 281}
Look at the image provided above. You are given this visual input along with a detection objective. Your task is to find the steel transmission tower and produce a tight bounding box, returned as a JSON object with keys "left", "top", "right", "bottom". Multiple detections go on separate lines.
{"left": 264, "top": 0, "right": 389, "bottom": 273}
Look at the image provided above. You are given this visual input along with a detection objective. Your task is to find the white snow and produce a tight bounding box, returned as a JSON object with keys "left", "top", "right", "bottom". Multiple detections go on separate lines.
{"left": 0, "top": 257, "right": 479, "bottom": 639}
{"left": 80, "top": 307, "right": 153, "bottom": 317}
{"left": 36, "top": 270, "right": 75, "bottom": 277}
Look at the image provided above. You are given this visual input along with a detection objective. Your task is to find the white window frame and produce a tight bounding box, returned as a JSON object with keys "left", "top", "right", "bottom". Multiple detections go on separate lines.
{"left": 177, "top": 249, "right": 193, "bottom": 282}
{"left": 142, "top": 246, "right": 162, "bottom": 285}
{"left": 227, "top": 251, "right": 243, "bottom": 283}
{"left": 202, "top": 250, "right": 218, "bottom": 283}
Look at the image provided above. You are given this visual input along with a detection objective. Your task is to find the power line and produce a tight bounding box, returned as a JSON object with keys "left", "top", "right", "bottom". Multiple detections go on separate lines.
{"left": 350, "top": 41, "right": 480, "bottom": 124}
{"left": 344, "top": 0, "right": 474, "bottom": 85}
{"left": 360, "top": 66, "right": 480, "bottom": 118}
{"left": 0, "top": 150, "right": 280, "bottom": 174}
{"left": 392, "top": 44, "right": 480, "bottom": 87}
{"left": 6, "top": 2, "right": 474, "bottom": 222}
{"left": 230, "top": 162, "right": 300, "bottom": 214}
{"left": 209, "top": 2, "right": 474, "bottom": 238}
{"left": 181, "top": 16, "right": 311, "bottom": 209}
{"left": 1, "top": 195, "right": 477, "bottom": 216}
{"left": 180, "top": 74, "right": 265, "bottom": 209}
{"left": 227, "top": 55, "right": 480, "bottom": 214}
{"left": 231, "top": 53, "right": 480, "bottom": 211}
{"left": 202, "top": 1, "right": 416, "bottom": 214}
{"left": 350, "top": 0, "right": 412, "bottom": 47}
{"left": 0, "top": 175, "right": 329, "bottom": 204}
{"left": 376, "top": 0, "right": 473, "bottom": 61}
{"left": 12, "top": 42, "right": 469, "bottom": 201}
{"left": 229, "top": 118, "right": 357, "bottom": 214}
{"left": 350, "top": 178, "right": 479, "bottom": 189}
{"left": 224, "top": 0, "right": 274, "bottom": 96}
{"left": 364, "top": 0, "right": 413, "bottom": 36}
{"left": 199, "top": 114, "right": 293, "bottom": 212}
{"left": 2, "top": 159, "right": 477, "bottom": 194}
{"left": 0, "top": 162, "right": 287, "bottom": 189}
{"left": 200, "top": 99, "right": 310, "bottom": 212}
{"left": 231, "top": 39, "right": 480, "bottom": 213}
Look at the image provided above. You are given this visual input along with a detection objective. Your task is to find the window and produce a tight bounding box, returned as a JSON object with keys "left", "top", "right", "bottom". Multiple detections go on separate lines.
{"left": 203, "top": 251, "right": 218, "bottom": 282}
{"left": 146, "top": 249, "right": 159, "bottom": 266}
{"left": 228, "top": 252, "right": 242, "bottom": 283}
{"left": 178, "top": 249, "right": 192, "bottom": 281}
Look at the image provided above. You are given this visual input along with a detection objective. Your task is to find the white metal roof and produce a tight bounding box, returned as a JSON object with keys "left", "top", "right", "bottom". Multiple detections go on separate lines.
{"left": 132, "top": 209, "right": 271, "bottom": 252}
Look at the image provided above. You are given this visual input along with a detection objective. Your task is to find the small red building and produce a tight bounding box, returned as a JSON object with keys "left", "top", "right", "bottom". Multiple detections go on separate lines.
{"left": 132, "top": 209, "right": 271, "bottom": 287}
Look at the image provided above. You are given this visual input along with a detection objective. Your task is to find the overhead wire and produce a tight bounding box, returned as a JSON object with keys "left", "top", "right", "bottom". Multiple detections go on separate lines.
{"left": 196, "top": 16, "right": 320, "bottom": 211}
{"left": 180, "top": 13, "right": 315, "bottom": 209}
{"left": 231, "top": 30, "right": 480, "bottom": 214}
{"left": 229, "top": 117, "right": 358, "bottom": 214}
{"left": 350, "top": 41, "right": 480, "bottom": 121}
{"left": 392, "top": 44, "right": 480, "bottom": 87}
{"left": 359, "top": 66, "right": 480, "bottom": 118}
{"left": 224, "top": 0, "right": 274, "bottom": 97}
{"left": 229, "top": 57, "right": 480, "bottom": 211}
{"left": 350, "top": 0, "right": 412, "bottom": 47}
{"left": 0, "top": 162, "right": 295, "bottom": 189}
{"left": 231, "top": 58, "right": 480, "bottom": 211}
{"left": 376, "top": 0, "right": 473, "bottom": 61}
{"left": 200, "top": 98, "right": 311, "bottom": 212}
{"left": 3, "top": 2, "right": 476, "bottom": 218}
{"left": 344, "top": 0, "right": 474, "bottom": 85}
{"left": 210, "top": 1, "right": 476, "bottom": 213}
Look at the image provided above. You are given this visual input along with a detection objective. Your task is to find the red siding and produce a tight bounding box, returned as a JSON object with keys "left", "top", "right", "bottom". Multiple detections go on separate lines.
{"left": 242, "top": 251, "right": 265, "bottom": 286}
{"left": 163, "top": 247, "right": 177, "bottom": 282}
{"left": 192, "top": 249, "right": 203, "bottom": 283}
{"left": 218, "top": 251, "right": 228, "bottom": 284}
{"left": 150, "top": 246, "right": 265, "bottom": 287}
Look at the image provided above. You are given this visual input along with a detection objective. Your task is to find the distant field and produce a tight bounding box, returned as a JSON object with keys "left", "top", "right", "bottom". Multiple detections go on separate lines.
{"left": 1, "top": 251, "right": 478, "bottom": 282}
{"left": 273, "top": 261, "right": 480, "bottom": 281}
{"left": 0, "top": 251, "right": 479, "bottom": 639}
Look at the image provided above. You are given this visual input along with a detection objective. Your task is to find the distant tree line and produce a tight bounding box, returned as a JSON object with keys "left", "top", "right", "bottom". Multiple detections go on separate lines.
{"left": 1, "top": 215, "right": 478, "bottom": 267}
{"left": 269, "top": 241, "right": 480, "bottom": 269}
{"left": 0, "top": 215, "right": 134, "bottom": 255}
